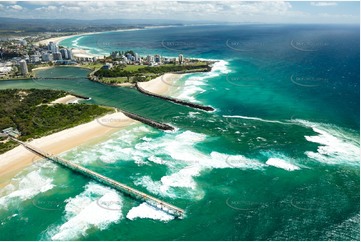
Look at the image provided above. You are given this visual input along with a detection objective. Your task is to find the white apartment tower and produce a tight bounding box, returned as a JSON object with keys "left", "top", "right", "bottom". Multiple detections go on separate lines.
{"left": 19, "top": 60, "right": 28, "bottom": 75}
{"left": 178, "top": 54, "right": 184, "bottom": 64}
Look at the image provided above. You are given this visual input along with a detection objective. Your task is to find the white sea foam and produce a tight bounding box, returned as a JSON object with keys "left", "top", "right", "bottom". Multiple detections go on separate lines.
{"left": 61, "top": 125, "right": 153, "bottom": 166}
{"left": 293, "top": 119, "right": 360, "bottom": 166}
{"left": 47, "top": 182, "right": 123, "bottom": 241}
{"left": 70, "top": 36, "right": 103, "bottom": 54}
{"left": 0, "top": 169, "right": 54, "bottom": 209}
{"left": 175, "top": 60, "right": 230, "bottom": 102}
{"left": 261, "top": 151, "right": 302, "bottom": 171}
{"left": 176, "top": 82, "right": 205, "bottom": 103}
{"left": 266, "top": 158, "right": 300, "bottom": 171}
{"left": 148, "top": 155, "right": 165, "bottom": 164}
{"left": 134, "top": 130, "right": 264, "bottom": 199}
{"left": 126, "top": 202, "right": 174, "bottom": 221}
{"left": 223, "top": 115, "right": 290, "bottom": 125}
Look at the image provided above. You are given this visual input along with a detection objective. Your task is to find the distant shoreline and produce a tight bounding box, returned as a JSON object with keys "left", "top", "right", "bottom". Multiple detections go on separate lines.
{"left": 36, "top": 26, "right": 176, "bottom": 59}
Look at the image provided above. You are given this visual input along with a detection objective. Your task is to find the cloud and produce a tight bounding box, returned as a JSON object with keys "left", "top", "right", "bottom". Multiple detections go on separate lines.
{"left": 8, "top": 4, "right": 23, "bottom": 11}
{"left": 35, "top": 5, "right": 57, "bottom": 11}
{"left": 1, "top": 1, "right": 18, "bottom": 4}
{"left": 23, "top": 1, "right": 294, "bottom": 21}
{"left": 0, "top": 1, "right": 358, "bottom": 24}
{"left": 310, "top": 2, "right": 338, "bottom": 7}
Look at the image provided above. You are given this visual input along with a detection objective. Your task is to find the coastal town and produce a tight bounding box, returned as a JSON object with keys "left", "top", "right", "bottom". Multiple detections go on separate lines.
{"left": 0, "top": 36, "right": 77, "bottom": 79}
{"left": 0, "top": 35, "right": 209, "bottom": 83}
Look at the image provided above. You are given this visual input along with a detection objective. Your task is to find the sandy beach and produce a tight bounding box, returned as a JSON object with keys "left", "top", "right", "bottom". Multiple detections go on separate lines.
{"left": 36, "top": 33, "right": 100, "bottom": 59}
{"left": 137, "top": 73, "right": 184, "bottom": 95}
{"left": 0, "top": 71, "right": 183, "bottom": 188}
{"left": 71, "top": 48, "right": 98, "bottom": 59}
{"left": 36, "top": 35, "right": 77, "bottom": 46}
{"left": 32, "top": 66, "right": 54, "bottom": 73}
{"left": 0, "top": 111, "right": 137, "bottom": 188}
{"left": 50, "top": 94, "right": 81, "bottom": 104}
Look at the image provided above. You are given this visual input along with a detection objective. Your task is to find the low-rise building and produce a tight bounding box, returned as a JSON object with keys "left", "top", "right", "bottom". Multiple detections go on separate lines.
{"left": 30, "top": 54, "right": 41, "bottom": 63}
{"left": 42, "top": 53, "right": 53, "bottom": 62}
{"left": 2, "top": 127, "right": 21, "bottom": 138}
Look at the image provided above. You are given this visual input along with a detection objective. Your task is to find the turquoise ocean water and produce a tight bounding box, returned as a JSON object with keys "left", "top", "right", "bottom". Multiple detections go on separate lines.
{"left": 0, "top": 24, "right": 359, "bottom": 240}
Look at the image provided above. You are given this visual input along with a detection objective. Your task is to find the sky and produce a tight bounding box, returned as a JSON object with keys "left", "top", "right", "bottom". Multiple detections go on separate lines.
{"left": 0, "top": 1, "right": 359, "bottom": 24}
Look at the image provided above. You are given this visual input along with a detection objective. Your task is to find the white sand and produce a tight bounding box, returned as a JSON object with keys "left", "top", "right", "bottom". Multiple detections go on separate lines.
{"left": 137, "top": 73, "right": 184, "bottom": 95}
{"left": 36, "top": 33, "right": 100, "bottom": 59}
{"left": 36, "top": 35, "right": 78, "bottom": 46}
{"left": 51, "top": 95, "right": 80, "bottom": 104}
{"left": 0, "top": 112, "right": 137, "bottom": 188}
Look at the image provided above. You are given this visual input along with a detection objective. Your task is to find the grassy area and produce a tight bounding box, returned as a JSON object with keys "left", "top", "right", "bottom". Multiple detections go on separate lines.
{"left": 123, "top": 65, "right": 147, "bottom": 72}
{"left": 79, "top": 63, "right": 104, "bottom": 70}
{"left": 102, "top": 74, "right": 158, "bottom": 84}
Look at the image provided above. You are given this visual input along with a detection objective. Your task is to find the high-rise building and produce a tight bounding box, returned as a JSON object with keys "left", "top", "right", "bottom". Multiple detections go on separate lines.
{"left": 154, "top": 54, "right": 161, "bottom": 63}
{"left": 178, "top": 54, "right": 184, "bottom": 64}
{"left": 146, "top": 55, "right": 154, "bottom": 63}
{"left": 60, "top": 49, "right": 69, "bottom": 59}
{"left": 67, "top": 49, "right": 73, "bottom": 60}
{"left": 135, "top": 53, "right": 139, "bottom": 62}
{"left": 48, "top": 42, "right": 58, "bottom": 53}
{"left": 53, "top": 52, "right": 63, "bottom": 61}
{"left": 126, "top": 53, "right": 132, "bottom": 60}
{"left": 19, "top": 60, "right": 28, "bottom": 75}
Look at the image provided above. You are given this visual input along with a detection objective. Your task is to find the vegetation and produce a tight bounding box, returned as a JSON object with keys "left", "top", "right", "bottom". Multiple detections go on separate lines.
{"left": 94, "top": 62, "right": 211, "bottom": 84}
{"left": 79, "top": 63, "right": 104, "bottom": 71}
{"left": 0, "top": 89, "right": 112, "bottom": 154}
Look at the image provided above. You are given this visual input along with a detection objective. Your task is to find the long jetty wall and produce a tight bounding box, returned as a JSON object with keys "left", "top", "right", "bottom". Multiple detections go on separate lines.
{"left": 135, "top": 82, "right": 214, "bottom": 112}
{"left": 11, "top": 138, "right": 185, "bottom": 218}
{"left": 67, "top": 92, "right": 91, "bottom": 100}
{"left": 118, "top": 109, "right": 174, "bottom": 131}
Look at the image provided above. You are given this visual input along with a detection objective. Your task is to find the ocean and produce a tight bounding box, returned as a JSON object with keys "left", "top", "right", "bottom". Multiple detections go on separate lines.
{"left": 0, "top": 24, "right": 359, "bottom": 240}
